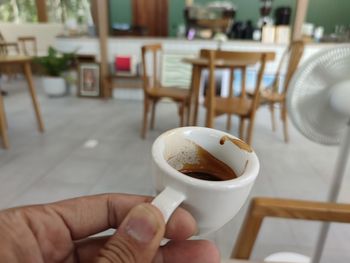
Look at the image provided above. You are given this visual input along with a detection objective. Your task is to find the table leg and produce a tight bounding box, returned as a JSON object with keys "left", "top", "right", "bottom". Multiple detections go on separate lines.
{"left": 191, "top": 66, "right": 201, "bottom": 126}
{"left": 23, "top": 62, "right": 45, "bottom": 132}
{"left": 0, "top": 94, "right": 9, "bottom": 148}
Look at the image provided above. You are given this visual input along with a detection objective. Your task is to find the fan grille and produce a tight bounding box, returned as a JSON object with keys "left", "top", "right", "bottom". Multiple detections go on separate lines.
{"left": 287, "top": 45, "right": 350, "bottom": 145}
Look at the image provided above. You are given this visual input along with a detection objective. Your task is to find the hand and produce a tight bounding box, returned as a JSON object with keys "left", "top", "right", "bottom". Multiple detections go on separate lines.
{"left": 0, "top": 194, "right": 220, "bottom": 263}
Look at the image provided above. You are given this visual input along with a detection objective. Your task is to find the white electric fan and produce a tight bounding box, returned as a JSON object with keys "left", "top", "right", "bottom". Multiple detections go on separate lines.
{"left": 287, "top": 45, "right": 350, "bottom": 263}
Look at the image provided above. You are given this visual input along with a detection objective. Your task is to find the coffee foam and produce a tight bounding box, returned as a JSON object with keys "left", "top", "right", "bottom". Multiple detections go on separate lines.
{"left": 166, "top": 139, "right": 199, "bottom": 171}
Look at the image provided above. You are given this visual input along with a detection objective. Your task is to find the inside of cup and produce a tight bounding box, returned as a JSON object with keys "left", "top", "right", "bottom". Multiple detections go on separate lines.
{"left": 162, "top": 128, "right": 252, "bottom": 178}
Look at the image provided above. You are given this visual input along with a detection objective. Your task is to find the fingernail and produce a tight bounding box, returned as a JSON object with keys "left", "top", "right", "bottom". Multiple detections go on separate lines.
{"left": 122, "top": 204, "right": 159, "bottom": 244}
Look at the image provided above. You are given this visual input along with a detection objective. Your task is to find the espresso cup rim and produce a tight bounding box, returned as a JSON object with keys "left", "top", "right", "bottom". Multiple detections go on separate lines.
{"left": 152, "top": 127, "right": 259, "bottom": 189}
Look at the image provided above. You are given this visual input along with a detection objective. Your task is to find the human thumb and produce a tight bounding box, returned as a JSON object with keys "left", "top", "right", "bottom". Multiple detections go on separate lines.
{"left": 95, "top": 203, "right": 165, "bottom": 263}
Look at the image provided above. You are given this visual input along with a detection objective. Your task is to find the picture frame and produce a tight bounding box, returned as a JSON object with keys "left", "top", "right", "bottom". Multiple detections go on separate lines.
{"left": 78, "top": 63, "right": 101, "bottom": 97}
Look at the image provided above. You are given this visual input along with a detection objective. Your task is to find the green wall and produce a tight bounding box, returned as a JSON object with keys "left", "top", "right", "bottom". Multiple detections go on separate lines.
{"left": 306, "top": 0, "right": 350, "bottom": 34}
{"left": 109, "top": 0, "right": 132, "bottom": 27}
{"left": 109, "top": 0, "right": 349, "bottom": 36}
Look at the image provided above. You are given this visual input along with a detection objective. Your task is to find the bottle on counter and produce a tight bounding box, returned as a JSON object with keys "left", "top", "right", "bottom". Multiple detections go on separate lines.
{"left": 230, "top": 21, "right": 244, "bottom": 39}
{"left": 314, "top": 27, "right": 324, "bottom": 42}
{"left": 243, "top": 20, "right": 254, "bottom": 39}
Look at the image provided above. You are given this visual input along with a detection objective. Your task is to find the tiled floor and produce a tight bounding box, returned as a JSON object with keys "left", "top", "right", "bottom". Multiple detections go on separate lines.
{"left": 0, "top": 79, "right": 349, "bottom": 262}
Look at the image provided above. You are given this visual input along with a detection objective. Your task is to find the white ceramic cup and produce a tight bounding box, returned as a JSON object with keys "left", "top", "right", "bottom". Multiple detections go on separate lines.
{"left": 151, "top": 127, "right": 259, "bottom": 235}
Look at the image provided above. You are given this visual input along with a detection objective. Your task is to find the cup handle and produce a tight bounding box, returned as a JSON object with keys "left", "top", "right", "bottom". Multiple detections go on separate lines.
{"left": 151, "top": 187, "right": 186, "bottom": 223}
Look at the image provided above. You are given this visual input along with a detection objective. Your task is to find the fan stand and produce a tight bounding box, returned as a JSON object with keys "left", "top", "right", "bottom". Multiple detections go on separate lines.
{"left": 312, "top": 120, "right": 350, "bottom": 263}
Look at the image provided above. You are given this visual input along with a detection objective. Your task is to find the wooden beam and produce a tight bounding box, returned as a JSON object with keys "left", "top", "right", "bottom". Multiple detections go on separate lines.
{"left": 35, "top": 0, "right": 48, "bottom": 22}
{"left": 293, "top": 0, "right": 309, "bottom": 40}
{"left": 95, "top": 0, "right": 109, "bottom": 98}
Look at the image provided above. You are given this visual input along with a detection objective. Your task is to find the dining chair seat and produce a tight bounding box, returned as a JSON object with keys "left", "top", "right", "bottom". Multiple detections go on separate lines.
{"left": 260, "top": 88, "right": 285, "bottom": 102}
{"left": 147, "top": 86, "right": 189, "bottom": 101}
{"left": 205, "top": 96, "right": 253, "bottom": 116}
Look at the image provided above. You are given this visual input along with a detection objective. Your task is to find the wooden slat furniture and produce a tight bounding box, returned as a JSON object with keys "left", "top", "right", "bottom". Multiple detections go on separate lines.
{"left": 0, "top": 55, "right": 45, "bottom": 148}
{"left": 140, "top": 43, "right": 190, "bottom": 138}
{"left": 191, "top": 50, "right": 275, "bottom": 145}
{"left": 204, "top": 50, "right": 274, "bottom": 145}
{"left": 0, "top": 42, "right": 20, "bottom": 55}
{"left": 17, "top": 36, "right": 38, "bottom": 56}
{"left": 183, "top": 52, "right": 275, "bottom": 129}
{"left": 257, "top": 41, "right": 304, "bottom": 143}
{"left": 183, "top": 57, "right": 254, "bottom": 128}
{"left": 231, "top": 197, "right": 350, "bottom": 260}
{"left": 0, "top": 42, "right": 21, "bottom": 83}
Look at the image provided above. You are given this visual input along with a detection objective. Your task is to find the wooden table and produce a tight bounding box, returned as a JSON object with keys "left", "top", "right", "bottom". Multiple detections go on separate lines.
{"left": 0, "top": 55, "right": 44, "bottom": 148}
{"left": 183, "top": 57, "right": 260, "bottom": 126}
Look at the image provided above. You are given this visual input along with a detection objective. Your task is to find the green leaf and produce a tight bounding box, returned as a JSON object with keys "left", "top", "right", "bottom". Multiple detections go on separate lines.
{"left": 34, "top": 46, "right": 76, "bottom": 77}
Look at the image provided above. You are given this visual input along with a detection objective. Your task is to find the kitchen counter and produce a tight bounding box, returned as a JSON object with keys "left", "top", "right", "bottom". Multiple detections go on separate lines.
{"left": 54, "top": 36, "right": 346, "bottom": 100}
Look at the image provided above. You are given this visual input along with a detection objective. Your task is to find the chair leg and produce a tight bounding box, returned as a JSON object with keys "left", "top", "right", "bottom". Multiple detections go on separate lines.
{"left": 239, "top": 117, "right": 245, "bottom": 141}
{"left": 226, "top": 68, "right": 234, "bottom": 131}
{"left": 141, "top": 97, "right": 150, "bottom": 139}
{"left": 269, "top": 103, "right": 276, "bottom": 131}
{"left": 246, "top": 119, "right": 255, "bottom": 146}
{"left": 185, "top": 100, "right": 191, "bottom": 126}
{"left": 179, "top": 103, "right": 185, "bottom": 127}
{"left": 185, "top": 104, "right": 189, "bottom": 126}
{"left": 226, "top": 115, "right": 232, "bottom": 131}
{"left": 150, "top": 100, "right": 157, "bottom": 130}
{"left": 282, "top": 102, "right": 289, "bottom": 143}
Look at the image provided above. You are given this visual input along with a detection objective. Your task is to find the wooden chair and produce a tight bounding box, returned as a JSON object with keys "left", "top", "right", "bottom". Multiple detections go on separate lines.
{"left": 140, "top": 44, "right": 190, "bottom": 138}
{"left": 0, "top": 42, "right": 21, "bottom": 84}
{"left": 17, "top": 36, "right": 38, "bottom": 56}
{"left": 203, "top": 49, "right": 275, "bottom": 145}
{"left": 231, "top": 197, "right": 350, "bottom": 261}
{"left": 252, "top": 41, "right": 304, "bottom": 142}
{"left": 0, "top": 42, "right": 20, "bottom": 55}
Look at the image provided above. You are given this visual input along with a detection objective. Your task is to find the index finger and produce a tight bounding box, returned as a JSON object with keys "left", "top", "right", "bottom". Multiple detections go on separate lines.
{"left": 47, "top": 193, "right": 196, "bottom": 240}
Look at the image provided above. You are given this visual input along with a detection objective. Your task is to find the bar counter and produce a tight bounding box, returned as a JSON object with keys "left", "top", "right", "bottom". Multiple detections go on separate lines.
{"left": 54, "top": 36, "right": 340, "bottom": 75}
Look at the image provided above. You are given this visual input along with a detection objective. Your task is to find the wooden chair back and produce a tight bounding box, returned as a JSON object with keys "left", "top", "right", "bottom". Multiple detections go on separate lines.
{"left": 17, "top": 36, "right": 38, "bottom": 56}
{"left": 282, "top": 40, "right": 304, "bottom": 94}
{"left": 0, "top": 42, "right": 20, "bottom": 55}
{"left": 0, "top": 32, "right": 5, "bottom": 41}
{"left": 141, "top": 43, "right": 162, "bottom": 92}
{"left": 202, "top": 49, "right": 274, "bottom": 128}
{"left": 231, "top": 197, "right": 350, "bottom": 260}
{"left": 271, "top": 40, "right": 305, "bottom": 94}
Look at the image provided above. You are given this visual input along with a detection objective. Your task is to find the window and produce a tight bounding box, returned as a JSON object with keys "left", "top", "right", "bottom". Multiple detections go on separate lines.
{"left": 47, "top": 0, "right": 91, "bottom": 24}
{"left": 0, "top": 0, "right": 92, "bottom": 24}
{"left": 0, "top": 0, "right": 37, "bottom": 23}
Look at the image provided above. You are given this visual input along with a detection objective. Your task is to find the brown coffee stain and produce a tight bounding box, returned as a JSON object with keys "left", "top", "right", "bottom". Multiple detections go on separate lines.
{"left": 219, "top": 135, "right": 253, "bottom": 153}
{"left": 179, "top": 144, "right": 237, "bottom": 181}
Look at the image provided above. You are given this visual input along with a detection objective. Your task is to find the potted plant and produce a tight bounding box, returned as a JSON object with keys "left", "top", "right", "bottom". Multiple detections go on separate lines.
{"left": 34, "top": 46, "right": 76, "bottom": 96}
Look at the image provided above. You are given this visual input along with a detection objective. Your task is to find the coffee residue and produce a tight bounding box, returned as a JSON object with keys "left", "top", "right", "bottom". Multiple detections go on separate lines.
{"left": 179, "top": 144, "right": 237, "bottom": 181}
{"left": 219, "top": 135, "right": 253, "bottom": 153}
